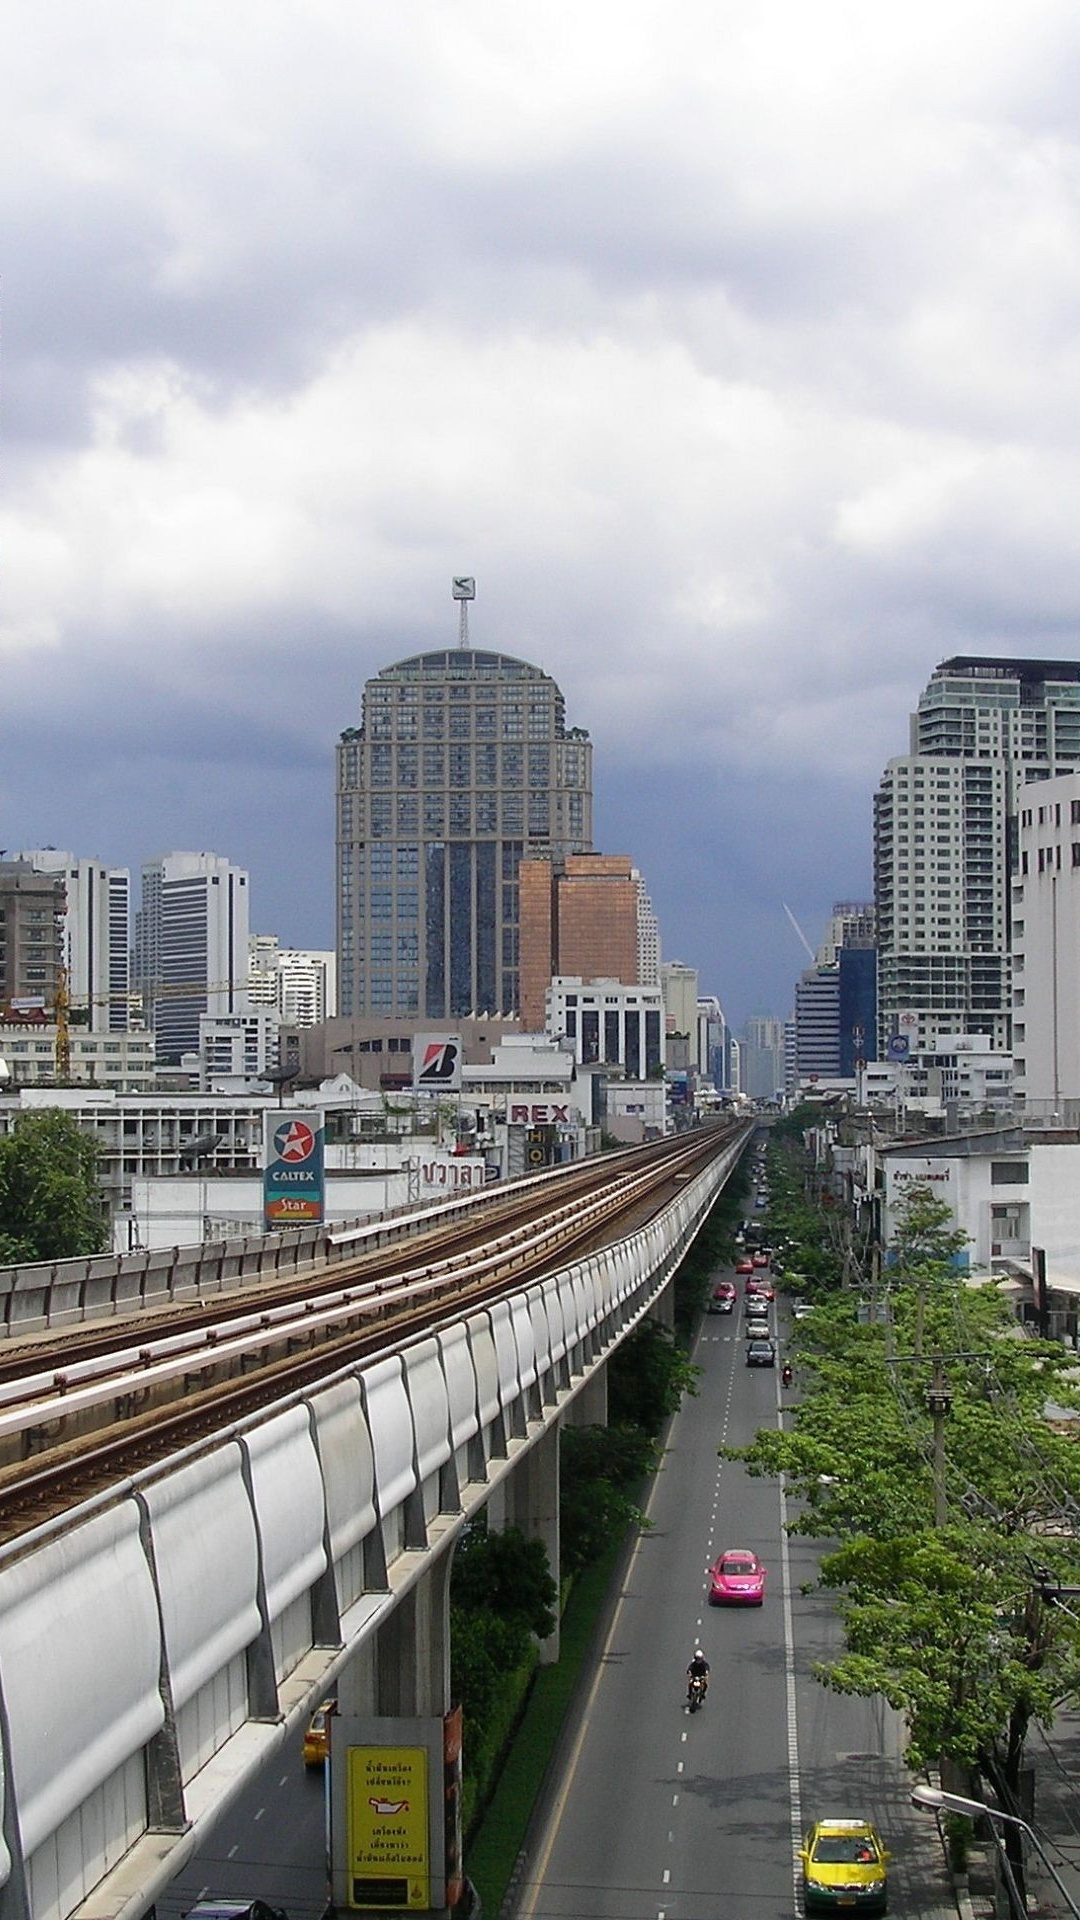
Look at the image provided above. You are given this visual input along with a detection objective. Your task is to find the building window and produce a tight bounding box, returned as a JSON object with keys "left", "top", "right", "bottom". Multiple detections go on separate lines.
{"left": 990, "top": 1161, "right": 1028, "bottom": 1184}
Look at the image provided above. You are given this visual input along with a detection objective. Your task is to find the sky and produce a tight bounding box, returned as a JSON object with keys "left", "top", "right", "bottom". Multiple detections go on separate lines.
{"left": 3, "top": 2, "right": 1080, "bottom": 1030}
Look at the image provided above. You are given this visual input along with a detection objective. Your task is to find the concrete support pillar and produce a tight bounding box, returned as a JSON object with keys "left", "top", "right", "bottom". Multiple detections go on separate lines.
{"left": 507, "top": 1420, "right": 561, "bottom": 1665}
{"left": 336, "top": 1549, "right": 453, "bottom": 1722}
{"left": 566, "top": 1361, "right": 608, "bottom": 1429}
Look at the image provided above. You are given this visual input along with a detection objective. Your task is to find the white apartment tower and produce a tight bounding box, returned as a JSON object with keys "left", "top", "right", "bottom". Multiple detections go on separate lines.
{"left": 875, "top": 657, "right": 1080, "bottom": 1056}
{"left": 135, "top": 853, "right": 250, "bottom": 1063}
{"left": 248, "top": 935, "right": 336, "bottom": 1027}
{"left": 634, "top": 870, "right": 661, "bottom": 985}
{"left": 1012, "top": 771, "right": 1080, "bottom": 1110}
{"left": 20, "top": 850, "right": 131, "bottom": 1031}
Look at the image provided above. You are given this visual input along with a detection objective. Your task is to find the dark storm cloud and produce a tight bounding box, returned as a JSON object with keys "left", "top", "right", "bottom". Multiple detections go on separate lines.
{"left": 5, "top": 1, "right": 1080, "bottom": 1027}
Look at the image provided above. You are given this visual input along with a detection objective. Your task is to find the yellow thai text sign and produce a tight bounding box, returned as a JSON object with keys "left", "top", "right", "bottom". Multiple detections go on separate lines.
{"left": 346, "top": 1745, "right": 429, "bottom": 1909}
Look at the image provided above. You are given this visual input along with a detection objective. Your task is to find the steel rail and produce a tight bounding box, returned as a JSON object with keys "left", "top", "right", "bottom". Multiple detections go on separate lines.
{"left": 0, "top": 1137, "right": 710, "bottom": 1441}
{"left": 0, "top": 1126, "right": 743, "bottom": 1539}
{"left": 0, "top": 1124, "right": 737, "bottom": 1379}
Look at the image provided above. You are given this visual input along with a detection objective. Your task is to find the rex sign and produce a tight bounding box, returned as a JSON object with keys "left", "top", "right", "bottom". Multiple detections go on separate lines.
{"left": 263, "top": 1109, "right": 325, "bottom": 1229}
{"left": 508, "top": 1102, "right": 576, "bottom": 1125}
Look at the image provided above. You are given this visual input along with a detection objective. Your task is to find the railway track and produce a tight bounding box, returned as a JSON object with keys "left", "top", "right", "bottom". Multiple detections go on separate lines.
{"left": 0, "top": 1122, "right": 748, "bottom": 1542}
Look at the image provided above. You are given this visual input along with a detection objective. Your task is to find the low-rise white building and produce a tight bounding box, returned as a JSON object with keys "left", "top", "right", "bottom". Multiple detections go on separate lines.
{"left": 198, "top": 1008, "right": 281, "bottom": 1091}
{"left": 546, "top": 976, "right": 665, "bottom": 1077}
{"left": 874, "top": 1127, "right": 1080, "bottom": 1337}
{"left": 0, "top": 1021, "right": 156, "bottom": 1090}
{"left": 859, "top": 1035, "right": 1012, "bottom": 1118}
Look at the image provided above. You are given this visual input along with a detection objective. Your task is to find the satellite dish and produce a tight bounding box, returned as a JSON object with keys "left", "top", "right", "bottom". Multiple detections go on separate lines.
{"left": 179, "top": 1130, "right": 224, "bottom": 1165}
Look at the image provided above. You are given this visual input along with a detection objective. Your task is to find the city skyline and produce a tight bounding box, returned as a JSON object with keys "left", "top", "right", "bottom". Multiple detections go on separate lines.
{"left": 5, "top": 6, "right": 1080, "bottom": 1027}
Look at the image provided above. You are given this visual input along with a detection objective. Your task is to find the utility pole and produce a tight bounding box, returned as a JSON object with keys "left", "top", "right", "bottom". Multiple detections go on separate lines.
{"left": 927, "top": 1355, "right": 953, "bottom": 1529}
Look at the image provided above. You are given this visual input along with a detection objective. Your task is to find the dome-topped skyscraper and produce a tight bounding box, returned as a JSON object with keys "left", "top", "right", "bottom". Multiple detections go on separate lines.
{"left": 336, "top": 647, "right": 592, "bottom": 1020}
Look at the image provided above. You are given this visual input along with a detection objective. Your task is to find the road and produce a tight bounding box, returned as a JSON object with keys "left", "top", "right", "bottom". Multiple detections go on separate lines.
{"left": 159, "top": 1747, "right": 328, "bottom": 1920}
{"left": 513, "top": 1281, "right": 937, "bottom": 1920}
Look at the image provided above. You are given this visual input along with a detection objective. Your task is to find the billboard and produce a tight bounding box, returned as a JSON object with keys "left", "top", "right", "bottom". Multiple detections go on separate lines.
{"left": 262, "top": 1109, "right": 325, "bottom": 1229}
{"left": 345, "top": 1744, "right": 430, "bottom": 1909}
{"left": 412, "top": 1034, "right": 463, "bottom": 1092}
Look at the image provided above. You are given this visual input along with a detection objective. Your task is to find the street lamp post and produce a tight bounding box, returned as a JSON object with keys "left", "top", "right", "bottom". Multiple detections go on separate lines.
{"left": 911, "top": 1784, "right": 1080, "bottom": 1920}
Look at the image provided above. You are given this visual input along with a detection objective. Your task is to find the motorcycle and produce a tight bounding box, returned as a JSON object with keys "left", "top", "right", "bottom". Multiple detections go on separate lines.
{"left": 781, "top": 1363, "right": 793, "bottom": 1388}
{"left": 687, "top": 1672, "right": 706, "bottom": 1713}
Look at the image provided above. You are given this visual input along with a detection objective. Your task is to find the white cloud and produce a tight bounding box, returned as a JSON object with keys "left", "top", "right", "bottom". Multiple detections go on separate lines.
{"left": 3, "top": 0, "right": 1080, "bottom": 1011}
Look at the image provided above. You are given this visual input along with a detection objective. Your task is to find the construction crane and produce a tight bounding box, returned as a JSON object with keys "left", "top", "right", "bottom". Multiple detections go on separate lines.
{"left": 51, "top": 978, "right": 252, "bottom": 1083}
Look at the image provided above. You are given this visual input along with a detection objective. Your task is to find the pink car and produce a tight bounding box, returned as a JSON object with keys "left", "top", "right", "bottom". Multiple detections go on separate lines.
{"left": 709, "top": 1548, "right": 767, "bottom": 1606}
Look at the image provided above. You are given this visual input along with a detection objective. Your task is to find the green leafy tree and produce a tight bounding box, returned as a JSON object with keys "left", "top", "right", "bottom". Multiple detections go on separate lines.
{"left": 608, "top": 1319, "right": 699, "bottom": 1433}
{"left": 451, "top": 1523, "right": 557, "bottom": 1642}
{"left": 559, "top": 1424, "right": 651, "bottom": 1573}
{"left": 731, "top": 1273, "right": 1080, "bottom": 1853}
{"left": 0, "top": 1109, "right": 107, "bottom": 1263}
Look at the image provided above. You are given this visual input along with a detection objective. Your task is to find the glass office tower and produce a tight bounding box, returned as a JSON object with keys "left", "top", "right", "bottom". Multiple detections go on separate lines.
{"left": 336, "top": 649, "right": 593, "bottom": 1020}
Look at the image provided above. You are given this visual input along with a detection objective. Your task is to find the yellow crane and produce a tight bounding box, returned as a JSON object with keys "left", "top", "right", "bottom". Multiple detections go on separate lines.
{"left": 51, "top": 977, "right": 252, "bottom": 1083}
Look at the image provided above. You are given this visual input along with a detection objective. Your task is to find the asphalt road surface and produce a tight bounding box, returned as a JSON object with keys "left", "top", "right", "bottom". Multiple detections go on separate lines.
{"left": 513, "top": 1284, "right": 916, "bottom": 1920}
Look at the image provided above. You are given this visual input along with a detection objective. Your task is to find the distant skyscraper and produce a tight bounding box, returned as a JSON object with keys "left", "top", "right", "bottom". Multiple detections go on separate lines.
{"left": 741, "top": 1015, "right": 787, "bottom": 1100}
{"left": 816, "top": 901, "right": 875, "bottom": 967}
{"left": 634, "top": 871, "right": 661, "bottom": 985}
{"left": 135, "top": 853, "right": 250, "bottom": 1062}
{"left": 518, "top": 854, "right": 641, "bottom": 1030}
{"left": 875, "top": 656, "right": 1080, "bottom": 1055}
{"left": 337, "top": 646, "right": 593, "bottom": 1020}
{"left": 0, "top": 860, "right": 65, "bottom": 1013}
{"left": 20, "top": 850, "right": 131, "bottom": 1031}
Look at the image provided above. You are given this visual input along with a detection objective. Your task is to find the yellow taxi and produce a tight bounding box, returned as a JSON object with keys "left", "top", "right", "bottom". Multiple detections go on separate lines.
{"left": 800, "top": 1817, "right": 889, "bottom": 1914}
{"left": 302, "top": 1701, "right": 334, "bottom": 1768}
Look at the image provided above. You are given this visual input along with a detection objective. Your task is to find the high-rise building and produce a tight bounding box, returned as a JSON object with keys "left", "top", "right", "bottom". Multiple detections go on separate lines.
{"left": 337, "top": 647, "right": 592, "bottom": 1020}
{"left": 794, "top": 966, "right": 841, "bottom": 1079}
{"left": 1012, "top": 771, "right": 1080, "bottom": 1109}
{"left": 875, "top": 656, "right": 1080, "bottom": 1056}
{"left": 740, "top": 1015, "right": 787, "bottom": 1101}
{"left": 248, "top": 935, "right": 336, "bottom": 1027}
{"left": 135, "top": 853, "right": 250, "bottom": 1063}
{"left": 635, "top": 871, "right": 661, "bottom": 985}
{"left": 20, "top": 850, "right": 131, "bottom": 1031}
{"left": 0, "top": 861, "right": 65, "bottom": 1013}
{"left": 816, "top": 901, "right": 875, "bottom": 966}
{"left": 518, "top": 854, "right": 641, "bottom": 1030}
{"left": 660, "top": 961, "right": 699, "bottom": 1043}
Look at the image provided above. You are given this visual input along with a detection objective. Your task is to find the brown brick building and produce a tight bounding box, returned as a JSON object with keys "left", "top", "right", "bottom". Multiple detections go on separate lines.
{"left": 518, "top": 854, "right": 640, "bottom": 1030}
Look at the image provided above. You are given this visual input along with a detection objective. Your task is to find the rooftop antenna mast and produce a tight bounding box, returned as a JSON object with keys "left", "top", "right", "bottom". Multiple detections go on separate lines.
{"left": 452, "top": 575, "right": 476, "bottom": 647}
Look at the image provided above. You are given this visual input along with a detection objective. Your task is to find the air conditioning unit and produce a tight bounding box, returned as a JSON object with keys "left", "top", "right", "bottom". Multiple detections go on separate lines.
{"left": 992, "top": 1242, "right": 1001, "bottom": 1256}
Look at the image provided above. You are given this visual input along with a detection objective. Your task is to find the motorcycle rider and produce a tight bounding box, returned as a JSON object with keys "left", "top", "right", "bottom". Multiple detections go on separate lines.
{"left": 686, "top": 1649, "right": 710, "bottom": 1698}
{"left": 781, "top": 1361, "right": 793, "bottom": 1387}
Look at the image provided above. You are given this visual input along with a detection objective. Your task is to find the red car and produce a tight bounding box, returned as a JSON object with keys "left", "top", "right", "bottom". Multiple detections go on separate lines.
{"left": 746, "top": 1279, "right": 775, "bottom": 1301}
{"left": 752, "top": 1251, "right": 769, "bottom": 1268}
{"left": 735, "top": 1257, "right": 754, "bottom": 1275}
{"left": 709, "top": 1548, "right": 767, "bottom": 1606}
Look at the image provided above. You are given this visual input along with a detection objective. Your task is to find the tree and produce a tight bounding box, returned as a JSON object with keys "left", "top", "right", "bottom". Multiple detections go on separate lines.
{"left": 451, "top": 1523, "right": 557, "bottom": 1642}
{"left": 0, "top": 1109, "right": 107, "bottom": 1263}
{"left": 608, "top": 1320, "right": 699, "bottom": 1434}
{"left": 731, "top": 1276, "right": 1080, "bottom": 1837}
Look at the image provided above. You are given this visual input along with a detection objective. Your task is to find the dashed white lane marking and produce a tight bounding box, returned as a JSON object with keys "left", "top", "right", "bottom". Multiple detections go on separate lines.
{"left": 279, "top": 1773, "right": 289, "bottom": 1787}
{"left": 778, "top": 1386, "right": 804, "bottom": 1909}
{"left": 681, "top": 1730, "right": 687, "bottom": 1743}
{"left": 254, "top": 1805, "right": 265, "bottom": 1821}
{"left": 662, "top": 1869, "right": 671, "bottom": 1885}
{"left": 677, "top": 1761, "right": 684, "bottom": 1773}
{"left": 227, "top": 1845, "right": 238, "bottom": 1859}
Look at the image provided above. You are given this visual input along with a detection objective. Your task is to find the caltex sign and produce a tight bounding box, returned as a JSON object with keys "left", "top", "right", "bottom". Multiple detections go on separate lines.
{"left": 263, "top": 1109, "right": 325, "bottom": 1229}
